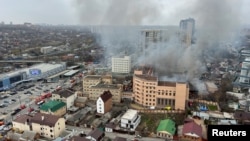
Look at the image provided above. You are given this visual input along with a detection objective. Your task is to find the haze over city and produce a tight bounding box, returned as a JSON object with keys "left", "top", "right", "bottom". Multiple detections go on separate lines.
{"left": 0, "top": 0, "right": 250, "bottom": 26}
{"left": 1, "top": 0, "right": 250, "bottom": 141}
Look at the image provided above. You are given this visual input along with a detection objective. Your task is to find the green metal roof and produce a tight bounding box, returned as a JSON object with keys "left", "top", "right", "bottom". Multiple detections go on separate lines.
{"left": 40, "top": 100, "right": 66, "bottom": 112}
{"left": 156, "top": 119, "right": 176, "bottom": 135}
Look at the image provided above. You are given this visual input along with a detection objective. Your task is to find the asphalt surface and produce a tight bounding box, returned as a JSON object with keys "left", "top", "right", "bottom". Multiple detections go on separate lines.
{"left": 66, "top": 125, "right": 165, "bottom": 141}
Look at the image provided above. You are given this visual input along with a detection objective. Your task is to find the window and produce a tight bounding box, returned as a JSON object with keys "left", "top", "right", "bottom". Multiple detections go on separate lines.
{"left": 50, "top": 129, "right": 53, "bottom": 132}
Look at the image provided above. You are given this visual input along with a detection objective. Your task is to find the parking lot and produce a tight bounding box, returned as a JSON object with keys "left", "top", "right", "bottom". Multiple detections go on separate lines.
{"left": 0, "top": 80, "right": 60, "bottom": 122}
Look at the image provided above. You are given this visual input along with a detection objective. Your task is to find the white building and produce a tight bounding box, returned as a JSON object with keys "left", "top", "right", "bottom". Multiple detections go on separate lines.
{"left": 120, "top": 109, "right": 141, "bottom": 131}
{"left": 40, "top": 46, "right": 54, "bottom": 54}
{"left": 112, "top": 56, "right": 131, "bottom": 74}
{"left": 96, "top": 91, "right": 112, "bottom": 115}
{"left": 239, "top": 57, "right": 250, "bottom": 84}
{"left": 52, "top": 89, "right": 77, "bottom": 109}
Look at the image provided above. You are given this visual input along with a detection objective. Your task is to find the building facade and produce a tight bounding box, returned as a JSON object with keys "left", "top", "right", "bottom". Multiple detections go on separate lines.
{"left": 52, "top": 89, "right": 77, "bottom": 109}
{"left": 179, "top": 18, "right": 195, "bottom": 47}
{"left": 120, "top": 109, "right": 141, "bottom": 131}
{"left": 111, "top": 56, "right": 131, "bottom": 74}
{"left": 156, "top": 119, "right": 176, "bottom": 140}
{"left": 12, "top": 113, "right": 65, "bottom": 139}
{"left": 96, "top": 91, "right": 113, "bottom": 115}
{"left": 133, "top": 70, "right": 189, "bottom": 110}
{"left": 40, "top": 100, "right": 67, "bottom": 116}
{"left": 83, "top": 75, "right": 122, "bottom": 103}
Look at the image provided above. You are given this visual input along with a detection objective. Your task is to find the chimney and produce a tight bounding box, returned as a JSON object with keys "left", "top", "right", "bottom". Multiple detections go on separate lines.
{"left": 41, "top": 116, "right": 44, "bottom": 120}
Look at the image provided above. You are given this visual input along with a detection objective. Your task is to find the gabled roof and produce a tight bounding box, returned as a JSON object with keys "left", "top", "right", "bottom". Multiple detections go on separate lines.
{"left": 40, "top": 100, "right": 66, "bottom": 112}
{"left": 53, "top": 88, "right": 75, "bottom": 98}
{"left": 156, "top": 119, "right": 176, "bottom": 135}
{"left": 13, "top": 115, "right": 31, "bottom": 124}
{"left": 30, "top": 113, "right": 61, "bottom": 127}
{"left": 100, "top": 91, "right": 112, "bottom": 102}
{"left": 88, "top": 128, "right": 104, "bottom": 140}
{"left": 182, "top": 121, "right": 202, "bottom": 137}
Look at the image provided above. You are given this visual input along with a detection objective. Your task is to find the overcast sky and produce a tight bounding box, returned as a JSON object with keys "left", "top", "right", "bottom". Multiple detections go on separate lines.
{"left": 0, "top": 0, "right": 250, "bottom": 26}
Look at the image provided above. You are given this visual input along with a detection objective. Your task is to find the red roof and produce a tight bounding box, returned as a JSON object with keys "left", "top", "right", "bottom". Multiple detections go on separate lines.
{"left": 182, "top": 121, "right": 202, "bottom": 137}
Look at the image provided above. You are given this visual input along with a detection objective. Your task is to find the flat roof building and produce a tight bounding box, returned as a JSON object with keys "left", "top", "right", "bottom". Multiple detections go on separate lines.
{"left": 133, "top": 70, "right": 189, "bottom": 110}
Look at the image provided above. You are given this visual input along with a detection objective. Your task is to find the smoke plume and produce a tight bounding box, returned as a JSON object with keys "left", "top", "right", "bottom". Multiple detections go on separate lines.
{"left": 72, "top": 0, "right": 244, "bottom": 92}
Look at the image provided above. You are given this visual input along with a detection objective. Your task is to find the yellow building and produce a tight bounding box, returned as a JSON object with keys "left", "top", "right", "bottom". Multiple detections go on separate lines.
{"left": 40, "top": 100, "right": 66, "bottom": 116}
{"left": 133, "top": 70, "right": 189, "bottom": 110}
{"left": 83, "top": 75, "right": 122, "bottom": 103}
{"left": 12, "top": 113, "right": 65, "bottom": 139}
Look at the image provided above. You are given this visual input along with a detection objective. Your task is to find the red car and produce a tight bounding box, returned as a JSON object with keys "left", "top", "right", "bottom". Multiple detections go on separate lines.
{"left": 28, "top": 108, "right": 34, "bottom": 112}
{"left": 20, "top": 104, "right": 26, "bottom": 109}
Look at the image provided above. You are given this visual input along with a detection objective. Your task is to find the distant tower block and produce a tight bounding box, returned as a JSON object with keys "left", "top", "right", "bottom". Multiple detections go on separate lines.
{"left": 239, "top": 57, "right": 250, "bottom": 84}
{"left": 179, "top": 18, "right": 195, "bottom": 47}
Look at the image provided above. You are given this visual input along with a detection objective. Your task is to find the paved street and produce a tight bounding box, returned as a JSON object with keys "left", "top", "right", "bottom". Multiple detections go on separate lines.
{"left": 66, "top": 125, "right": 165, "bottom": 141}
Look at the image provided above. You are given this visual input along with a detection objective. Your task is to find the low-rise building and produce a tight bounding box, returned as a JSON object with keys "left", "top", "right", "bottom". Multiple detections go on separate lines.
{"left": 40, "top": 100, "right": 66, "bottom": 116}
{"left": 180, "top": 121, "right": 202, "bottom": 141}
{"left": 52, "top": 88, "right": 77, "bottom": 109}
{"left": 120, "top": 109, "right": 141, "bottom": 131}
{"left": 12, "top": 113, "right": 65, "bottom": 139}
{"left": 156, "top": 119, "right": 176, "bottom": 140}
{"left": 96, "top": 91, "right": 113, "bottom": 115}
{"left": 86, "top": 128, "right": 105, "bottom": 141}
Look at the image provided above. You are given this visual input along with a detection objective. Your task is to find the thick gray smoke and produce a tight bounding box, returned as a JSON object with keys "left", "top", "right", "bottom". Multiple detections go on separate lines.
{"left": 73, "top": 0, "right": 244, "bottom": 92}
{"left": 72, "top": 0, "right": 162, "bottom": 25}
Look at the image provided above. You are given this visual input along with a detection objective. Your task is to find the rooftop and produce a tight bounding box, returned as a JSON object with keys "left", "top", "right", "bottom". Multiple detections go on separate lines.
{"left": 40, "top": 100, "right": 66, "bottom": 112}
{"left": 122, "top": 109, "right": 138, "bottom": 120}
{"left": 100, "top": 91, "right": 112, "bottom": 102}
{"left": 31, "top": 113, "right": 61, "bottom": 127}
{"left": 134, "top": 74, "right": 157, "bottom": 81}
{"left": 64, "top": 70, "right": 79, "bottom": 76}
{"left": 182, "top": 121, "right": 202, "bottom": 137}
{"left": 157, "top": 119, "right": 176, "bottom": 135}
{"left": 84, "top": 75, "right": 102, "bottom": 79}
{"left": 92, "top": 83, "right": 120, "bottom": 89}
{"left": 53, "top": 89, "right": 75, "bottom": 98}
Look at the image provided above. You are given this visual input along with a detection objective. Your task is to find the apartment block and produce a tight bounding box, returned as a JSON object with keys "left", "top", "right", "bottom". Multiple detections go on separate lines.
{"left": 133, "top": 70, "right": 189, "bottom": 110}
{"left": 112, "top": 56, "right": 131, "bottom": 74}
{"left": 83, "top": 75, "right": 122, "bottom": 103}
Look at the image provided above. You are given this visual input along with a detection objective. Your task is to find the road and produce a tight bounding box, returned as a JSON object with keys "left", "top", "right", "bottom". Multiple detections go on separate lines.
{"left": 66, "top": 125, "right": 165, "bottom": 141}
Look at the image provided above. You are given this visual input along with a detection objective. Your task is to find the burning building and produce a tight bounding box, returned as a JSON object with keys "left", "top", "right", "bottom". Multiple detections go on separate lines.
{"left": 133, "top": 68, "right": 189, "bottom": 110}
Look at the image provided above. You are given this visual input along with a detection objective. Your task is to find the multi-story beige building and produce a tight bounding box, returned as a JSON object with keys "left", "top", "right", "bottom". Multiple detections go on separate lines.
{"left": 83, "top": 75, "right": 122, "bottom": 103}
{"left": 89, "top": 83, "right": 122, "bottom": 103}
{"left": 133, "top": 70, "right": 189, "bottom": 110}
{"left": 112, "top": 56, "right": 131, "bottom": 74}
{"left": 12, "top": 113, "right": 65, "bottom": 139}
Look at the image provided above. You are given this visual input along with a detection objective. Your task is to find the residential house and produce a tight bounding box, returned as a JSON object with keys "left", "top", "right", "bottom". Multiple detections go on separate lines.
{"left": 156, "top": 119, "right": 176, "bottom": 140}
{"left": 234, "top": 110, "right": 250, "bottom": 124}
{"left": 12, "top": 113, "right": 65, "bottom": 139}
{"left": 120, "top": 109, "right": 141, "bottom": 131}
{"left": 75, "top": 96, "right": 88, "bottom": 108}
{"left": 40, "top": 100, "right": 66, "bottom": 116}
{"left": 86, "top": 128, "right": 105, "bottom": 141}
{"left": 105, "top": 122, "right": 116, "bottom": 133}
{"left": 96, "top": 91, "right": 113, "bottom": 115}
{"left": 52, "top": 88, "right": 77, "bottom": 109}
{"left": 12, "top": 115, "right": 31, "bottom": 132}
{"left": 180, "top": 121, "right": 202, "bottom": 141}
